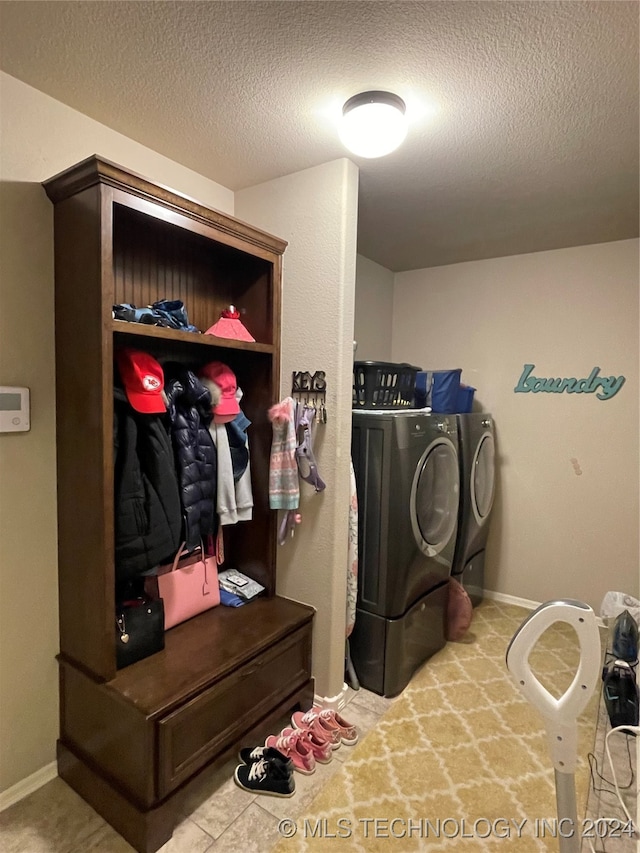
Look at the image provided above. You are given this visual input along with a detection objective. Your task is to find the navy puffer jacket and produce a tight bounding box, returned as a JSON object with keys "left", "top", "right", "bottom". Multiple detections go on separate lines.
{"left": 164, "top": 364, "right": 217, "bottom": 551}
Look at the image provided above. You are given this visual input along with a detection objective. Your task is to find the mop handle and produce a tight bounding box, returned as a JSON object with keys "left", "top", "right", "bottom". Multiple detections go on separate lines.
{"left": 505, "top": 600, "right": 601, "bottom": 773}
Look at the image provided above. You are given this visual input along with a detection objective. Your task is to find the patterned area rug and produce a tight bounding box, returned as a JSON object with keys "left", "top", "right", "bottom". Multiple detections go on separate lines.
{"left": 272, "top": 600, "right": 603, "bottom": 852}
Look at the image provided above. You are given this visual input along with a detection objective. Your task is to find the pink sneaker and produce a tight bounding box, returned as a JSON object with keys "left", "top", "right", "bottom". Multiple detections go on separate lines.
{"left": 291, "top": 707, "right": 341, "bottom": 749}
{"left": 292, "top": 706, "right": 358, "bottom": 747}
{"left": 319, "top": 708, "right": 359, "bottom": 746}
{"left": 265, "top": 730, "right": 316, "bottom": 774}
{"left": 281, "top": 726, "right": 333, "bottom": 764}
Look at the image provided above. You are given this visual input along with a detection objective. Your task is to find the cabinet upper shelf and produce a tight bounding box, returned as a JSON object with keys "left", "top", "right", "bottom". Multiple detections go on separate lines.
{"left": 42, "top": 156, "right": 284, "bottom": 349}
{"left": 113, "top": 319, "right": 274, "bottom": 353}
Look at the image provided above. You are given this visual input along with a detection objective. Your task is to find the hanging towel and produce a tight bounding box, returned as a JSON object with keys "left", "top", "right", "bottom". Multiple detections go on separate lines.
{"left": 209, "top": 422, "right": 253, "bottom": 525}
{"left": 202, "top": 379, "right": 253, "bottom": 526}
{"left": 268, "top": 397, "right": 299, "bottom": 510}
{"left": 346, "top": 459, "right": 358, "bottom": 638}
{"left": 227, "top": 412, "right": 253, "bottom": 521}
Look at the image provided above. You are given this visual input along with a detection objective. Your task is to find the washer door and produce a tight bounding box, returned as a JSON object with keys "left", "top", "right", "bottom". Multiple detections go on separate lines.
{"left": 411, "top": 437, "right": 459, "bottom": 557}
{"left": 471, "top": 432, "right": 495, "bottom": 526}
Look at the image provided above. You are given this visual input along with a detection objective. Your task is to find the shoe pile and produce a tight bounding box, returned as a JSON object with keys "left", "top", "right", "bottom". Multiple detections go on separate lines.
{"left": 291, "top": 706, "right": 359, "bottom": 749}
{"left": 234, "top": 706, "right": 358, "bottom": 794}
{"left": 233, "top": 745, "right": 295, "bottom": 797}
{"left": 602, "top": 609, "right": 639, "bottom": 734}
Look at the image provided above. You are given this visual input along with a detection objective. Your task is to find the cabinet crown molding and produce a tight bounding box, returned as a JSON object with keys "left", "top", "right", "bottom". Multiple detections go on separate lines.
{"left": 43, "top": 154, "right": 288, "bottom": 256}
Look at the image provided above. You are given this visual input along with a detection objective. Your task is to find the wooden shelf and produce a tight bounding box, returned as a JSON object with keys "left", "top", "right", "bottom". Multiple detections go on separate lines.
{"left": 112, "top": 320, "right": 274, "bottom": 354}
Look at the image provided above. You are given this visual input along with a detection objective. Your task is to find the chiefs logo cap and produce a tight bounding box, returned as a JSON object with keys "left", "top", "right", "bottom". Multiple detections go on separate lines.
{"left": 116, "top": 348, "right": 166, "bottom": 413}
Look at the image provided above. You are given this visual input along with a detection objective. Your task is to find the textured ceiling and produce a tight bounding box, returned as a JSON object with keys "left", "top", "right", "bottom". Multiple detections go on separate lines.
{"left": 1, "top": 1, "right": 638, "bottom": 271}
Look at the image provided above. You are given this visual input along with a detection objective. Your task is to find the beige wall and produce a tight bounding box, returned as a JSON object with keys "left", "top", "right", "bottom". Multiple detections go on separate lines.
{"left": 0, "top": 73, "right": 233, "bottom": 794}
{"left": 236, "top": 159, "right": 359, "bottom": 700}
{"left": 391, "top": 240, "right": 639, "bottom": 610}
{"left": 354, "top": 254, "right": 394, "bottom": 361}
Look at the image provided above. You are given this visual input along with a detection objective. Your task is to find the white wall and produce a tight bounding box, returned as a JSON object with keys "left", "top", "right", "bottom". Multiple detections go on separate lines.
{"left": 391, "top": 240, "right": 639, "bottom": 610}
{"left": 354, "top": 254, "right": 394, "bottom": 361}
{"left": 0, "top": 72, "right": 234, "bottom": 795}
{"left": 236, "top": 159, "right": 359, "bottom": 701}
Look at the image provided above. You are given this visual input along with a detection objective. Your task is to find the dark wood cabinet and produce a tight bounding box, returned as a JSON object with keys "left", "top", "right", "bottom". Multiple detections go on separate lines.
{"left": 44, "top": 157, "right": 315, "bottom": 852}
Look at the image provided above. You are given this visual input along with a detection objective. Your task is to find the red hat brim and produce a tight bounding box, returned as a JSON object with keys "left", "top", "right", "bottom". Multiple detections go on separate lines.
{"left": 124, "top": 388, "right": 166, "bottom": 414}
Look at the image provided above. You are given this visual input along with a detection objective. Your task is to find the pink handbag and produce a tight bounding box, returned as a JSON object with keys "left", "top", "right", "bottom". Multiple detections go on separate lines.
{"left": 145, "top": 542, "right": 220, "bottom": 630}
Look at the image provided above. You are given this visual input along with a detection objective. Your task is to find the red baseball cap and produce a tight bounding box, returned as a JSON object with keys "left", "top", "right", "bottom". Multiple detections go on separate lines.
{"left": 116, "top": 349, "right": 166, "bottom": 414}
{"left": 198, "top": 361, "right": 240, "bottom": 418}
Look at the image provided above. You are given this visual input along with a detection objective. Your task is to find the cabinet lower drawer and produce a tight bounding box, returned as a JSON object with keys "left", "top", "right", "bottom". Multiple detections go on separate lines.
{"left": 157, "top": 625, "right": 311, "bottom": 796}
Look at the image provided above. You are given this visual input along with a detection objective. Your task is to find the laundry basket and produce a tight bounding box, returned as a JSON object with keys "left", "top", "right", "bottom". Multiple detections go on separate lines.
{"left": 457, "top": 384, "right": 476, "bottom": 413}
{"left": 429, "top": 369, "right": 462, "bottom": 414}
{"left": 353, "top": 361, "right": 420, "bottom": 409}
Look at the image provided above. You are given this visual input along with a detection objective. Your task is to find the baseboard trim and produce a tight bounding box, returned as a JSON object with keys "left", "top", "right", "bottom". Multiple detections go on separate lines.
{"left": 314, "top": 684, "right": 349, "bottom": 711}
{"left": 0, "top": 761, "right": 57, "bottom": 812}
{"left": 483, "top": 589, "right": 541, "bottom": 610}
{"left": 483, "top": 589, "right": 607, "bottom": 627}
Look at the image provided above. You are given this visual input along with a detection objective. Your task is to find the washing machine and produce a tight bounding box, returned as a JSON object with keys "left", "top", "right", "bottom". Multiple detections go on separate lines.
{"left": 350, "top": 410, "right": 460, "bottom": 696}
{"left": 451, "top": 413, "right": 496, "bottom": 607}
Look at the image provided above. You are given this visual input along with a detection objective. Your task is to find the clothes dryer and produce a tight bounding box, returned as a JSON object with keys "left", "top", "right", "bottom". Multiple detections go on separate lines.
{"left": 451, "top": 413, "right": 496, "bottom": 607}
{"left": 350, "top": 411, "right": 460, "bottom": 696}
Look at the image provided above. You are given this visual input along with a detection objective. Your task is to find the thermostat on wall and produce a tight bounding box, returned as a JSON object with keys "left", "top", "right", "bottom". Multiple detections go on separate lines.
{"left": 0, "top": 386, "right": 30, "bottom": 432}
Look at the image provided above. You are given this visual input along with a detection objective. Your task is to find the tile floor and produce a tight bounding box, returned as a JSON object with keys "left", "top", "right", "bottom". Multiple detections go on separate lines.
{"left": 2, "top": 635, "right": 636, "bottom": 853}
{"left": 0, "top": 686, "right": 394, "bottom": 853}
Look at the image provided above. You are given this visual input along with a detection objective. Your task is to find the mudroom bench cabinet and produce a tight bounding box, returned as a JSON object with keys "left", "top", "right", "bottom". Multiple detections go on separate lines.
{"left": 44, "top": 156, "right": 315, "bottom": 853}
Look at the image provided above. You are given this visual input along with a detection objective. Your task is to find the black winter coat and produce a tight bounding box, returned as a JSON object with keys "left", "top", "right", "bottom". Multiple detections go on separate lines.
{"left": 113, "top": 387, "right": 182, "bottom": 580}
{"left": 164, "top": 364, "right": 218, "bottom": 551}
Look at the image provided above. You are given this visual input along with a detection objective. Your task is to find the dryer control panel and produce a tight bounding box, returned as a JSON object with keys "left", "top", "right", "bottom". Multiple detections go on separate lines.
{"left": 435, "top": 417, "right": 455, "bottom": 435}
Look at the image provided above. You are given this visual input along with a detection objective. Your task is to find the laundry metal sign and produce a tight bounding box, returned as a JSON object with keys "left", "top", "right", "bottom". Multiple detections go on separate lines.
{"left": 514, "top": 364, "right": 625, "bottom": 400}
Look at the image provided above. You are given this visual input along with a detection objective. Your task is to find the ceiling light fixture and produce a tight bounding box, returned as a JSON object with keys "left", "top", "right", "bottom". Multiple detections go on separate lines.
{"left": 339, "top": 90, "right": 408, "bottom": 159}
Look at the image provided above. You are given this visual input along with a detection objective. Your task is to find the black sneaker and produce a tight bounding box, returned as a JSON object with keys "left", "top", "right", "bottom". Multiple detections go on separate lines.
{"left": 234, "top": 758, "right": 295, "bottom": 797}
{"left": 238, "top": 744, "right": 294, "bottom": 772}
{"left": 603, "top": 659, "right": 639, "bottom": 733}
{"left": 612, "top": 610, "right": 639, "bottom": 662}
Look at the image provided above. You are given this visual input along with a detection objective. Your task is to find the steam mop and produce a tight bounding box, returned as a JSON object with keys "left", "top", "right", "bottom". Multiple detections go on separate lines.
{"left": 506, "top": 600, "right": 602, "bottom": 853}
